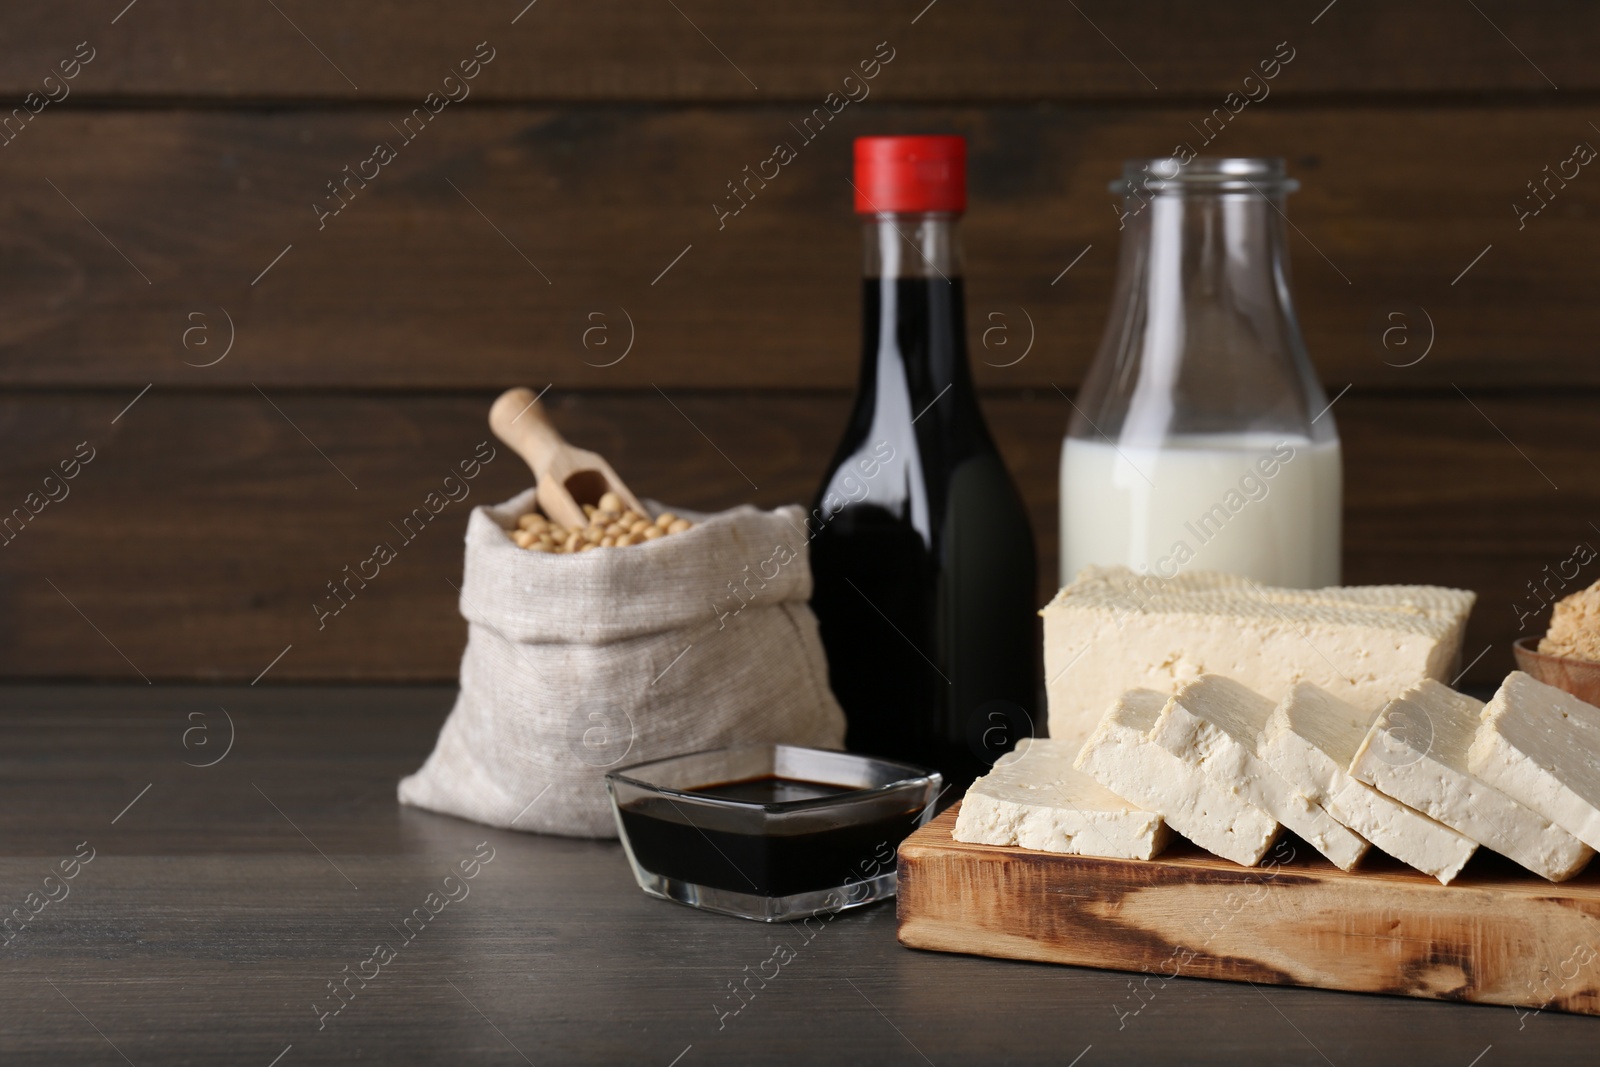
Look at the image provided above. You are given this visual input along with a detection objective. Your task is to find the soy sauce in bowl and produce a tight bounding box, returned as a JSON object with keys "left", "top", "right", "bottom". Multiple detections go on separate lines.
{"left": 607, "top": 748, "right": 942, "bottom": 922}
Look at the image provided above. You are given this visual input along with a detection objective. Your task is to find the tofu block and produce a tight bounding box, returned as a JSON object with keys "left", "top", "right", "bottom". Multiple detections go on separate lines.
{"left": 1074, "top": 688, "right": 1280, "bottom": 867}
{"left": 953, "top": 738, "right": 1170, "bottom": 860}
{"left": 1350, "top": 679, "right": 1593, "bottom": 881}
{"left": 1042, "top": 565, "right": 1475, "bottom": 750}
{"left": 1469, "top": 670, "right": 1600, "bottom": 852}
{"left": 1261, "top": 682, "right": 1477, "bottom": 883}
{"left": 1149, "top": 675, "right": 1370, "bottom": 871}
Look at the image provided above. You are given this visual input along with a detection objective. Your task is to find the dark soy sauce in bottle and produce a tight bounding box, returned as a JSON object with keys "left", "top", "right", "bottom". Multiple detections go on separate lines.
{"left": 808, "top": 136, "right": 1038, "bottom": 792}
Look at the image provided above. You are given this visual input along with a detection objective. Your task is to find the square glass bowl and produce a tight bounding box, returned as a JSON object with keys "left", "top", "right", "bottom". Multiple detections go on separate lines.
{"left": 606, "top": 744, "right": 941, "bottom": 922}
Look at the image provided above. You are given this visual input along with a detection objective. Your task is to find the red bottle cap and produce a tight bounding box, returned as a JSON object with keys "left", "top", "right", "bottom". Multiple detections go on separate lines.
{"left": 853, "top": 135, "right": 966, "bottom": 215}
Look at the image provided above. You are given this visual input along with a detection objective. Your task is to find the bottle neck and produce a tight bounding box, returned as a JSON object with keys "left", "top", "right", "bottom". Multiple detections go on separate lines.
{"left": 1077, "top": 186, "right": 1329, "bottom": 444}
{"left": 1137, "top": 189, "right": 1292, "bottom": 293}
{"left": 862, "top": 213, "right": 964, "bottom": 279}
{"left": 855, "top": 212, "right": 982, "bottom": 440}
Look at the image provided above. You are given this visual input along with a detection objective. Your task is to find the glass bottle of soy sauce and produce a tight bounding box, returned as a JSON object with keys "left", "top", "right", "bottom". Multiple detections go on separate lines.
{"left": 808, "top": 135, "right": 1038, "bottom": 792}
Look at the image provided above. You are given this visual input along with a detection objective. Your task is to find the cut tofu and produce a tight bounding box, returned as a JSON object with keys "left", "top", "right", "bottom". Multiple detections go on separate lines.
{"left": 1260, "top": 682, "right": 1477, "bottom": 883}
{"left": 1350, "top": 679, "right": 1593, "bottom": 882}
{"left": 1469, "top": 670, "right": 1600, "bottom": 853}
{"left": 953, "top": 738, "right": 1170, "bottom": 860}
{"left": 1074, "top": 688, "right": 1280, "bottom": 867}
{"left": 1042, "top": 566, "right": 1475, "bottom": 749}
{"left": 1149, "top": 676, "right": 1369, "bottom": 871}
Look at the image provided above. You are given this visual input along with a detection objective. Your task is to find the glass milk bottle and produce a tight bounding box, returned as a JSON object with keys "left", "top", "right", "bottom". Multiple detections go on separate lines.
{"left": 1060, "top": 157, "right": 1341, "bottom": 589}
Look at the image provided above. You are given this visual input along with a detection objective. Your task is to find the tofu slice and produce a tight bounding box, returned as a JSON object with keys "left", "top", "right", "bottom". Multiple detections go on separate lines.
{"left": 1074, "top": 688, "right": 1280, "bottom": 867}
{"left": 1350, "top": 679, "right": 1593, "bottom": 881}
{"left": 1149, "top": 675, "right": 1370, "bottom": 871}
{"left": 1260, "top": 682, "right": 1476, "bottom": 884}
{"left": 1469, "top": 670, "right": 1600, "bottom": 852}
{"left": 954, "top": 738, "right": 1170, "bottom": 860}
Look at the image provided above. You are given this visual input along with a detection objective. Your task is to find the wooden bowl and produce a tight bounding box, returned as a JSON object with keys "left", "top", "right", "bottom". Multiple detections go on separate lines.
{"left": 1512, "top": 636, "right": 1600, "bottom": 706}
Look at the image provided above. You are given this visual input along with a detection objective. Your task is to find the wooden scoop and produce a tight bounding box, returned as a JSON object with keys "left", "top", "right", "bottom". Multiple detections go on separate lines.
{"left": 489, "top": 387, "right": 646, "bottom": 529}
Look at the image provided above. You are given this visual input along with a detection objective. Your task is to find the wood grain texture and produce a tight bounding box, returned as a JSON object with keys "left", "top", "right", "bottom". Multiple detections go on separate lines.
{"left": 0, "top": 106, "right": 1597, "bottom": 389}
{"left": 4, "top": 1, "right": 1596, "bottom": 102}
{"left": 899, "top": 806, "right": 1600, "bottom": 1015}
{"left": 0, "top": 389, "right": 1590, "bottom": 684}
{"left": 8, "top": 684, "right": 1599, "bottom": 1066}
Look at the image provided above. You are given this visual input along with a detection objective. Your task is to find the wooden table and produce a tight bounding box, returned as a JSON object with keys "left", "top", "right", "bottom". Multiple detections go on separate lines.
{"left": 4, "top": 685, "right": 1595, "bottom": 1065}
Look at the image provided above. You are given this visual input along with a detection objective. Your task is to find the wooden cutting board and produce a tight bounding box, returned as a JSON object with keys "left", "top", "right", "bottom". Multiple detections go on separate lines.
{"left": 897, "top": 804, "right": 1600, "bottom": 1016}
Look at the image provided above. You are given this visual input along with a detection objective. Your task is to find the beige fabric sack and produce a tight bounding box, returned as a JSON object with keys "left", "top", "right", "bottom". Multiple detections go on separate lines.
{"left": 399, "top": 488, "right": 846, "bottom": 838}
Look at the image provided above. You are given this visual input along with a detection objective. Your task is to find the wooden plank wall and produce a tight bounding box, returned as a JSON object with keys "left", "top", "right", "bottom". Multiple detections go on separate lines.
{"left": 0, "top": 1, "right": 1594, "bottom": 684}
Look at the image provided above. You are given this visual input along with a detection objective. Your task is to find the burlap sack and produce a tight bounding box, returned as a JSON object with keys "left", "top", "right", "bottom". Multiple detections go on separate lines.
{"left": 398, "top": 488, "right": 846, "bottom": 837}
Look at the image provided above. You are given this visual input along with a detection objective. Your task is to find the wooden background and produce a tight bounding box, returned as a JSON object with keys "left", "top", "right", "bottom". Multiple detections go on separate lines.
{"left": 0, "top": 1, "right": 1594, "bottom": 685}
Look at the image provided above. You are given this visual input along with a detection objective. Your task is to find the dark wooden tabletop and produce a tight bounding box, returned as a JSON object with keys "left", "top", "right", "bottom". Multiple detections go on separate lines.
{"left": 4, "top": 685, "right": 1595, "bottom": 1066}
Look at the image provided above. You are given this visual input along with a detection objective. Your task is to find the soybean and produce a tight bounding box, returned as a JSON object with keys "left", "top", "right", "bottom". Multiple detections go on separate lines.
{"left": 507, "top": 502, "right": 695, "bottom": 553}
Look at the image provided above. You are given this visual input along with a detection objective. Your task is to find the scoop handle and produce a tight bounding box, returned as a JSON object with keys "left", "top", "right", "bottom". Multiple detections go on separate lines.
{"left": 489, "top": 387, "right": 565, "bottom": 476}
